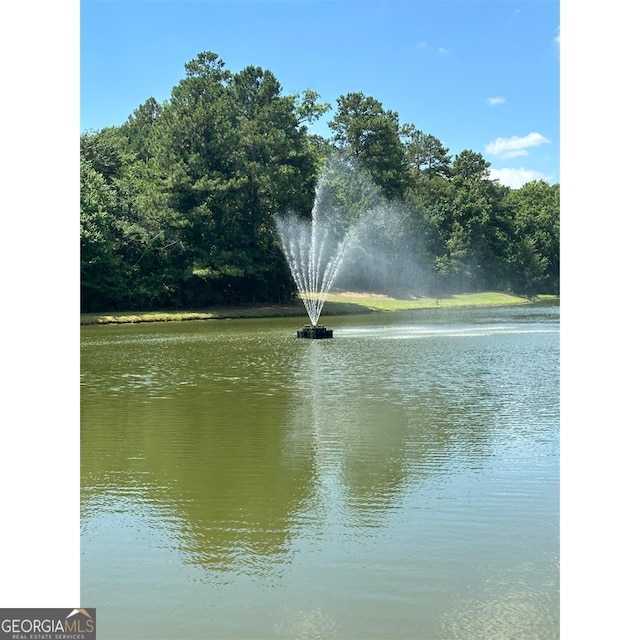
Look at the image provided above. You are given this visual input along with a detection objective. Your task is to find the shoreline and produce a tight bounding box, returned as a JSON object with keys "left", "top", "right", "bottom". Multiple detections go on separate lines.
{"left": 80, "top": 291, "right": 558, "bottom": 325}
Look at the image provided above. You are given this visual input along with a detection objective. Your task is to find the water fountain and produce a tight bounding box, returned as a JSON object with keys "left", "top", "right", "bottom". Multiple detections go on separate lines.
{"left": 275, "top": 162, "right": 364, "bottom": 339}
{"left": 276, "top": 208, "right": 353, "bottom": 339}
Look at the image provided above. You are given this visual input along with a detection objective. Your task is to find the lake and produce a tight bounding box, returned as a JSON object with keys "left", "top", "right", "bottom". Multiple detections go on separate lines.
{"left": 80, "top": 303, "right": 559, "bottom": 639}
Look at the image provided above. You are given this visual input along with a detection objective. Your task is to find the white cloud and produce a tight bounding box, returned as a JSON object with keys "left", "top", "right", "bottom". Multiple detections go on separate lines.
{"left": 413, "top": 43, "right": 448, "bottom": 54}
{"left": 485, "top": 132, "right": 551, "bottom": 158}
{"left": 487, "top": 96, "right": 506, "bottom": 106}
{"left": 489, "top": 167, "right": 551, "bottom": 189}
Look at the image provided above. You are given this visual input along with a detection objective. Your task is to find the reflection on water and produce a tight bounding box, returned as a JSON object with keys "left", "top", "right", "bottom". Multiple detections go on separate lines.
{"left": 81, "top": 304, "right": 559, "bottom": 639}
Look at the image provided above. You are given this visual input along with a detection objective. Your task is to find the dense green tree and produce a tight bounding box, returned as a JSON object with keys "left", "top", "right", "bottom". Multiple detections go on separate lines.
{"left": 293, "top": 89, "right": 332, "bottom": 128}
{"left": 80, "top": 158, "right": 124, "bottom": 310}
{"left": 121, "top": 97, "right": 162, "bottom": 161}
{"left": 80, "top": 50, "right": 560, "bottom": 312}
{"left": 397, "top": 125, "right": 455, "bottom": 285}
{"left": 451, "top": 149, "right": 492, "bottom": 182}
{"left": 140, "top": 53, "right": 319, "bottom": 305}
{"left": 507, "top": 180, "right": 560, "bottom": 294}
{"left": 328, "top": 92, "right": 408, "bottom": 199}
{"left": 224, "top": 65, "right": 318, "bottom": 301}
{"left": 80, "top": 118, "right": 189, "bottom": 310}
{"left": 80, "top": 126, "right": 129, "bottom": 184}
{"left": 430, "top": 150, "right": 515, "bottom": 291}
{"left": 149, "top": 54, "right": 252, "bottom": 304}
{"left": 400, "top": 124, "right": 451, "bottom": 179}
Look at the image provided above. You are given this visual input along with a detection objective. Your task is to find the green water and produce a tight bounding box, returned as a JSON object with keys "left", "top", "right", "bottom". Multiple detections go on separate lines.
{"left": 81, "top": 304, "right": 559, "bottom": 639}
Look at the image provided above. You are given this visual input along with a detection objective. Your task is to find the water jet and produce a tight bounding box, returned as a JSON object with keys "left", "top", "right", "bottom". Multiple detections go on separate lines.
{"left": 276, "top": 162, "right": 361, "bottom": 339}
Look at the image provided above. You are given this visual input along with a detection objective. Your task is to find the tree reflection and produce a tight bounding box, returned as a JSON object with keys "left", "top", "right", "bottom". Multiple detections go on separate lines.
{"left": 81, "top": 324, "right": 316, "bottom": 577}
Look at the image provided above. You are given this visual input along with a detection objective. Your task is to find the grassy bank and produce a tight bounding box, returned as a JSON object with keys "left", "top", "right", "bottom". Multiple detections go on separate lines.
{"left": 80, "top": 303, "right": 304, "bottom": 325}
{"left": 81, "top": 291, "right": 556, "bottom": 325}
{"left": 324, "top": 291, "right": 554, "bottom": 311}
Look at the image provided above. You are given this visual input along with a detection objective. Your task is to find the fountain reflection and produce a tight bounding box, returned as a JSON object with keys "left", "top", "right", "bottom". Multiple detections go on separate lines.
{"left": 283, "top": 322, "right": 509, "bottom": 531}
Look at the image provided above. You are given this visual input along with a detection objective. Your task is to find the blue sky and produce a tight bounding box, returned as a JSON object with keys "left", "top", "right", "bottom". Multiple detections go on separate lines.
{"left": 81, "top": 0, "right": 560, "bottom": 188}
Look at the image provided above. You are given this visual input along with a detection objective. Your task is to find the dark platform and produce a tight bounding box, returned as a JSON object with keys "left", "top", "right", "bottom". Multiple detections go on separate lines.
{"left": 297, "top": 324, "right": 333, "bottom": 339}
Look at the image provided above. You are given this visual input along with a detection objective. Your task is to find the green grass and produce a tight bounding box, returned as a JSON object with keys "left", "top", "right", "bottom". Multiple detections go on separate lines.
{"left": 81, "top": 310, "right": 223, "bottom": 325}
{"left": 80, "top": 304, "right": 304, "bottom": 325}
{"left": 81, "top": 291, "right": 556, "bottom": 325}
{"left": 324, "top": 290, "right": 543, "bottom": 311}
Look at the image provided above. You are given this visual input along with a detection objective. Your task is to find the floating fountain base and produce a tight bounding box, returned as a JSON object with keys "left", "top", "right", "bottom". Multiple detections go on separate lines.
{"left": 297, "top": 324, "right": 333, "bottom": 339}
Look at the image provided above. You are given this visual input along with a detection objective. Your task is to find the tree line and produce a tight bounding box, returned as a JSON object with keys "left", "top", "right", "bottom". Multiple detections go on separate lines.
{"left": 81, "top": 51, "right": 559, "bottom": 313}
